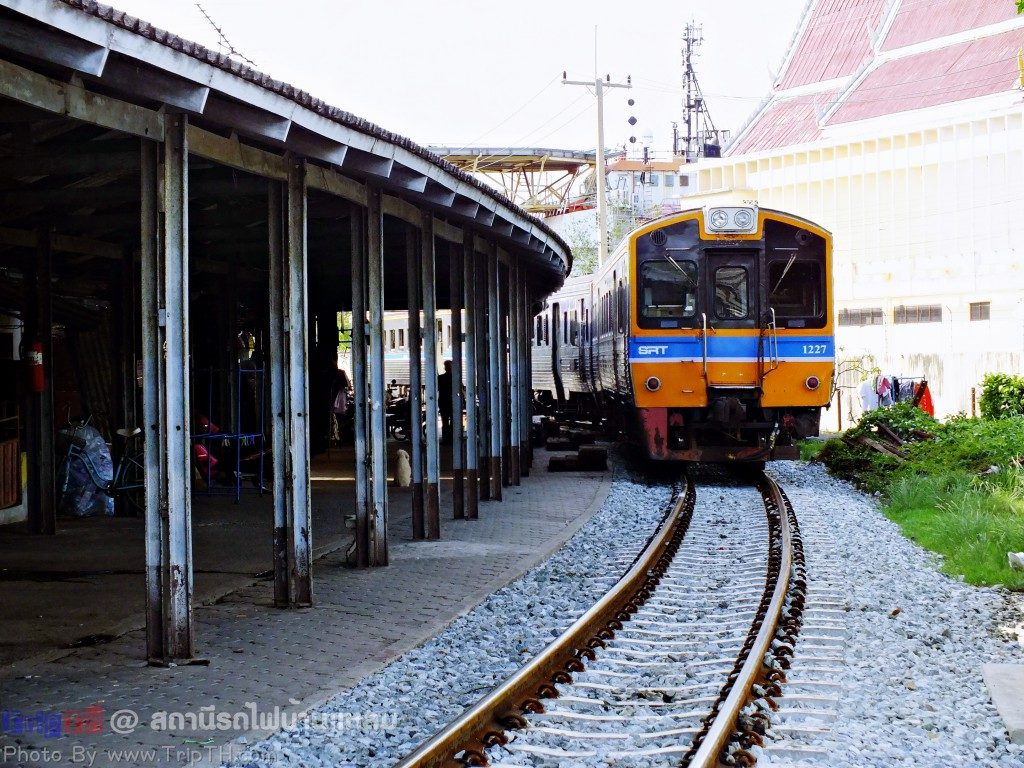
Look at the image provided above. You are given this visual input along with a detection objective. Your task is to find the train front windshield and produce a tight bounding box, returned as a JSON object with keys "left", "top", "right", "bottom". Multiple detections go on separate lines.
{"left": 638, "top": 260, "right": 698, "bottom": 328}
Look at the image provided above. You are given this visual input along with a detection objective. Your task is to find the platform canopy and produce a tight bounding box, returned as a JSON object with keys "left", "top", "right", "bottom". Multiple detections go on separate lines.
{"left": 0, "top": 0, "right": 572, "bottom": 290}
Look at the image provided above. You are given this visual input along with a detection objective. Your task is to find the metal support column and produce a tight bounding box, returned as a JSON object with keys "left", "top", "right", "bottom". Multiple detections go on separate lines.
{"left": 406, "top": 227, "right": 424, "bottom": 538}
{"left": 350, "top": 209, "right": 370, "bottom": 567}
{"left": 449, "top": 241, "right": 465, "bottom": 519}
{"left": 476, "top": 251, "right": 491, "bottom": 500}
{"left": 160, "top": 114, "right": 194, "bottom": 659}
{"left": 487, "top": 245, "right": 502, "bottom": 501}
{"left": 498, "top": 259, "right": 511, "bottom": 487}
{"left": 462, "top": 233, "right": 479, "bottom": 519}
{"left": 268, "top": 181, "right": 289, "bottom": 605}
{"left": 420, "top": 213, "right": 440, "bottom": 538}
{"left": 115, "top": 246, "right": 138, "bottom": 490}
{"left": 284, "top": 157, "right": 312, "bottom": 604}
{"left": 366, "top": 187, "right": 389, "bottom": 565}
{"left": 520, "top": 280, "right": 532, "bottom": 476}
{"left": 509, "top": 258, "right": 521, "bottom": 486}
{"left": 140, "top": 140, "right": 165, "bottom": 660}
{"left": 26, "top": 227, "right": 55, "bottom": 535}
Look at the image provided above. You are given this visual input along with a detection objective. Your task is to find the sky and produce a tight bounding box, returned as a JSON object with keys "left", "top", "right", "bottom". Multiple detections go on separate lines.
{"left": 107, "top": 0, "right": 808, "bottom": 157}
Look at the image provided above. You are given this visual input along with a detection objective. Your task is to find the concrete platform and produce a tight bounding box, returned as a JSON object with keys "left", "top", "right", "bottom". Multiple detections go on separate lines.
{"left": 983, "top": 663, "right": 1024, "bottom": 743}
{"left": 0, "top": 446, "right": 611, "bottom": 767}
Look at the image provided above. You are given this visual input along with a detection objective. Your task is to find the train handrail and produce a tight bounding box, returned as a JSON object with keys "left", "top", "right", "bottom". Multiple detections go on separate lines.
{"left": 701, "top": 312, "right": 708, "bottom": 378}
{"left": 769, "top": 307, "right": 779, "bottom": 369}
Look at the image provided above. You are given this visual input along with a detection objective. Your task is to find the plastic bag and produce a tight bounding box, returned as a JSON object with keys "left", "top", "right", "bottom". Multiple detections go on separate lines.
{"left": 57, "top": 424, "right": 114, "bottom": 517}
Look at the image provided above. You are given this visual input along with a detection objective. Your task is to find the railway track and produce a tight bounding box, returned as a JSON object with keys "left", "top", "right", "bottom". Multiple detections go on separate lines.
{"left": 395, "top": 473, "right": 806, "bottom": 768}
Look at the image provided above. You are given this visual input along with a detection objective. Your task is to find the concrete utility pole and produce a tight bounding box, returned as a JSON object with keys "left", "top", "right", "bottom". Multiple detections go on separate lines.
{"left": 562, "top": 72, "right": 630, "bottom": 267}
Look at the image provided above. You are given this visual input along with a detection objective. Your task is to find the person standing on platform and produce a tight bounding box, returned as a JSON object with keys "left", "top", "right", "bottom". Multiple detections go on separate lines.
{"left": 330, "top": 364, "right": 351, "bottom": 444}
{"left": 438, "top": 359, "right": 454, "bottom": 444}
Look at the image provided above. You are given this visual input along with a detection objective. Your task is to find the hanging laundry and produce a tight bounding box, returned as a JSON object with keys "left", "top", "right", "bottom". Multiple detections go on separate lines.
{"left": 877, "top": 376, "right": 894, "bottom": 407}
{"left": 915, "top": 382, "right": 935, "bottom": 416}
{"left": 859, "top": 380, "right": 880, "bottom": 413}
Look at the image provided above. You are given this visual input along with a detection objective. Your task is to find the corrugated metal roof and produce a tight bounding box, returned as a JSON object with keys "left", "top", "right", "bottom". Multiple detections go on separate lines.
{"left": 777, "top": 0, "right": 891, "bottom": 89}
{"left": 829, "top": 28, "right": 1021, "bottom": 124}
{"left": 53, "top": 0, "right": 571, "bottom": 261}
{"left": 880, "top": 0, "right": 1017, "bottom": 51}
{"left": 729, "top": 92, "right": 837, "bottom": 154}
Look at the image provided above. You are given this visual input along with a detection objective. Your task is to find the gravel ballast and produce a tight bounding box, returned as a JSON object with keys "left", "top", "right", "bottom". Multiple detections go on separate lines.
{"left": 764, "top": 461, "right": 1024, "bottom": 767}
{"left": 228, "top": 459, "right": 1024, "bottom": 768}
{"left": 227, "top": 463, "right": 671, "bottom": 768}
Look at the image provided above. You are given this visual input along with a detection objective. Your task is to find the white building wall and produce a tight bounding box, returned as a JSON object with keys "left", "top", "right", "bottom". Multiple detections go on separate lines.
{"left": 696, "top": 102, "right": 1024, "bottom": 418}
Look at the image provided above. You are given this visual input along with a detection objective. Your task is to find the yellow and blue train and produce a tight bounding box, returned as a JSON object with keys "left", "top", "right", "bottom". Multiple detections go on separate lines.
{"left": 532, "top": 203, "right": 834, "bottom": 462}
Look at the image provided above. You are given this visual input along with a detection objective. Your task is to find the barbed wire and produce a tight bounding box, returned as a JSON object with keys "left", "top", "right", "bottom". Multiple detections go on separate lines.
{"left": 195, "top": 3, "right": 257, "bottom": 68}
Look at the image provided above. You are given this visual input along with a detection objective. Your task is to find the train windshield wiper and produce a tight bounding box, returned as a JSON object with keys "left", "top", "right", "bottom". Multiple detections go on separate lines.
{"left": 770, "top": 254, "right": 798, "bottom": 295}
{"left": 665, "top": 254, "right": 697, "bottom": 290}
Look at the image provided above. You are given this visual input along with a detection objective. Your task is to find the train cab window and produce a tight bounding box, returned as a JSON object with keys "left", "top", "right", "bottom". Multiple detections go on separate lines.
{"left": 638, "top": 260, "right": 698, "bottom": 328}
{"left": 767, "top": 260, "right": 823, "bottom": 327}
{"left": 714, "top": 267, "right": 749, "bottom": 320}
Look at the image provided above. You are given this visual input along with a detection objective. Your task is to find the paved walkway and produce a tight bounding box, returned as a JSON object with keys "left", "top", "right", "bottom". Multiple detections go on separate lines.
{"left": 0, "top": 447, "right": 611, "bottom": 768}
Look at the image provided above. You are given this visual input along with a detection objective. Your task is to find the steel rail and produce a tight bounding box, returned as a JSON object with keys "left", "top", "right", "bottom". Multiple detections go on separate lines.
{"left": 394, "top": 479, "right": 695, "bottom": 768}
{"left": 687, "top": 474, "right": 794, "bottom": 767}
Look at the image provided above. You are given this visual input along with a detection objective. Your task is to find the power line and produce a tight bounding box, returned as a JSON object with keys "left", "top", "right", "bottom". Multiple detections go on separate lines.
{"left": 463, "top": 76, "right": 560, "bottom": 146}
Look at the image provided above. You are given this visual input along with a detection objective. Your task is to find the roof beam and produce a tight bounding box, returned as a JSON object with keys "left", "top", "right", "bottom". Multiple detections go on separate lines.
{"left": 186, "top": 126, "right": 287, "bottom": 180}
{"left": 0, "top": 59, "right": 165, "bottom": 140}
{"left": 100, "top": 58, "right": 209, "bottom": 113}
{"left": 0, "top": 15, "right": 108, "bottom": 76}
{"left": 0, "top": 149, "right": 139, "bottom": 177}
{"left": 342, "top": 148, "right": 394, "bottom": 178}
{"left": 0, "top": 225, "right": 119, "bottom": 258}
{"left": 286, "top": 130, "right": 348, "bottom": 165}
{"left": 451, "top": 196, "right": 479, "bottom": 219}
{"left": 422, "top": 180, "right": 456, "bottom": 207}
{"left": 203, "top": 95, "right": 291, "bottom": 142}
{"left": 388, "top": 166, "right": 428, "bottom": 193}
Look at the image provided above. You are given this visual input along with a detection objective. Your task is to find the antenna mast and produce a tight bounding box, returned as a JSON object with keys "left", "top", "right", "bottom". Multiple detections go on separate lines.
{"left": 677, "top": 23, "right": 725, "bottom": 161}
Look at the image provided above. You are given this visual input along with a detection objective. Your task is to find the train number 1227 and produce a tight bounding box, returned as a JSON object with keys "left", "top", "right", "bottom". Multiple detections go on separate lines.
{"left": 801, "top": 343, "right": 828, "bottom": 355}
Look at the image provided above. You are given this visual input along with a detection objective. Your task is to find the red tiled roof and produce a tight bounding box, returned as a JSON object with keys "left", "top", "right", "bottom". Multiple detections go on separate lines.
{"left": 880, "top": 0, "right": 1017, "bottom": 51}
{"left": 777, "top": 0, "right": 891, "bottom": 89}
{"left": 829, "top": 28, "right": 1021, "bottom": 124}
{"left": 730, "top": 92, "right": 838, "bottom": 154}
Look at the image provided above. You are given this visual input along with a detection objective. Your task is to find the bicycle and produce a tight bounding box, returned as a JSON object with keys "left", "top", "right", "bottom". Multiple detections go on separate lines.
{"left": 108, "top": 426, "right": 144, "bottom": 516}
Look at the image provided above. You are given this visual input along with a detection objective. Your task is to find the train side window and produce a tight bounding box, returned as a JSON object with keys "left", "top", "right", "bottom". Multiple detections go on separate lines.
{"left": 543, "top": 316, "right": 549, "bottom": 345}
{"left": 714, "top": 267, "right": 749, "bottom": 320}
{"left": 618, "top": 280, "right": 626, "bottom": 333}
{"left": 638, "top": 260, "right": 698, "bottom": 327}
{"left": 535, "top": 316, "right": 542, "bottom": 345}
{"left": 398, "top": 328, "right": 405, "bottom": 348}
{"left": 768, "top": 260, "right": 824, "bottom": 327}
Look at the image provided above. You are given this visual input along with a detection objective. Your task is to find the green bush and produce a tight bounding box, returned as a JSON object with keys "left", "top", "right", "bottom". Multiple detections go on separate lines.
{"left": 979, "top": 372, "right": 1024, "bottom": 420}
{"left": 848, "top": 401, "right": 938, "bottom": 440}
{"left": 816, "top": 407, "right": 1024, "bottom": 589}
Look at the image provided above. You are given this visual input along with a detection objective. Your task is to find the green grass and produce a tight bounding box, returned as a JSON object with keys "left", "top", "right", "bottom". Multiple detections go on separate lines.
{"left": 883, "top": 468, "right": 1024, "bottom": 589}
{"left": 816, "top": 407, "right": 1024, "bottom": 590}
{"left": 798, "top": 439, "right": 825, "bottom": 462}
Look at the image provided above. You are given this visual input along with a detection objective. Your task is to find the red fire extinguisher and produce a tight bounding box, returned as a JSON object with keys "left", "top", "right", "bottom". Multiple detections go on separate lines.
{"left": 26, "top": 340, "right": 44, "bottom": 393}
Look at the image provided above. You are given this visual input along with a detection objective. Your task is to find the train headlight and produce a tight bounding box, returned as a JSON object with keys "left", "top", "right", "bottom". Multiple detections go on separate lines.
{"left": 733, "top": 208, "right": 754, "bottom": 229}
{"left": 645, "top": 376, "right": 661, "bottom": 392}
{"left": 709, "top": 209, "right": 729, "bottom": 229}
{"left": 805, "top": 375, "right": 821, "bottom": 391}
{"left": 705, "top": 205, "right": 758, "bottom": 234}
